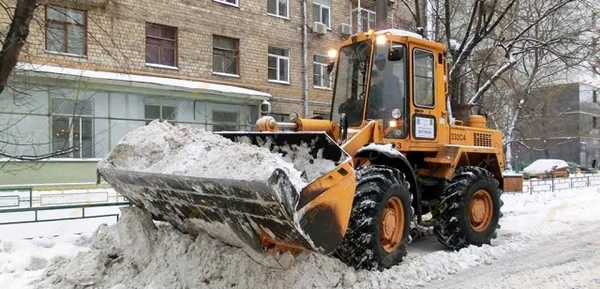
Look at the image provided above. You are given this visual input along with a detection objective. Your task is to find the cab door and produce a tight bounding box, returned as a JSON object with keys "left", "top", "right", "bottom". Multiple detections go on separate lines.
{"left": 410, "top": 46, "right": 439, "bottom": 148}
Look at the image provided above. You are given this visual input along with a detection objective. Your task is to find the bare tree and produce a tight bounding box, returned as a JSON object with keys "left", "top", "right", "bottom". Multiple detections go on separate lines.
{"left": 396, "top": 0, "right": 597, "bottom": 170}
{"left": 398, "top": 0, "right": 589, "bottom": 113}
{"left": 495, "top": 0, "right": 597, "bottom": 169}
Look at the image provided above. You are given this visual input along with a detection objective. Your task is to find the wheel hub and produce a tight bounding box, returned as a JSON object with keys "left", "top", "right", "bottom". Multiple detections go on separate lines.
{"left": 383, "top": 209, "right": 396, "bottom": 239}
{"left": 380, "top": 196, "right": 404, "bottom": 253}
{"left": 471, "top": 199, "right": 486, "bottom": 222}
{"left": 469, "top": 190, "right": 494, "bottom": 232}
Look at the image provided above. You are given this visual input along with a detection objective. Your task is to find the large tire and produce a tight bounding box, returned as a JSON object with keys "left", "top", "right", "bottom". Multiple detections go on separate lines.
{"left": 433, "top": 166, "right": 504, "bottom": 250}
{"left": 334, "top": 165, "right": 413, "bottom": 271}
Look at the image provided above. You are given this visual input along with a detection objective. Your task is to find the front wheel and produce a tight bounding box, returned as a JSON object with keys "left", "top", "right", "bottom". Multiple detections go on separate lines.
{"left": 433, "top": 166, "right": 504, "bottom": 250}
{"left": 333, "top": 165, "right": 413, "bottom": 271}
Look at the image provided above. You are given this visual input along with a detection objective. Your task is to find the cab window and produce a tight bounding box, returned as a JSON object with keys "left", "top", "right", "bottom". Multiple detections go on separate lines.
{"left": 413, "top": 49, "right": 435, "bottom": 107}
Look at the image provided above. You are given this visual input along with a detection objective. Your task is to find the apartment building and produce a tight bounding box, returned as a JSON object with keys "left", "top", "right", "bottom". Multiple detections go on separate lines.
{"left": 513, "top": 82, "right": 600, "bottom": 169}
{"left": 0, "top": 0, "right": 416, "bottom": 185}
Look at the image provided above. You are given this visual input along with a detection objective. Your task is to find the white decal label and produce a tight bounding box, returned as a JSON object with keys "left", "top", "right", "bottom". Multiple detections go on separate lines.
{"left": 415, "top": 117, "right": 435, "bottom": 139}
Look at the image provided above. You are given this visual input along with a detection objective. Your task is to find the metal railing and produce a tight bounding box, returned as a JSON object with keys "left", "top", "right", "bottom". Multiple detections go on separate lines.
{"left": 0, "top": 186, "right": 33, "bottom": 208}
{"left": 522, "top": 174, "right": 600, "bottom": 194}
{"left": 0, "top": 201, "right": 130, "bottom": 225}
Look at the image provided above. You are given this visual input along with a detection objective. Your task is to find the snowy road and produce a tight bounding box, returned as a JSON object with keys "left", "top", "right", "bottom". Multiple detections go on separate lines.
{"left": 426, "top": 224, "right": 600, "bottom": 289}
{"left": 425, "top": 188, "right": 600, "bottom": 289}
{"left": 1, "top": 187, "right": 600, "bottom": 289}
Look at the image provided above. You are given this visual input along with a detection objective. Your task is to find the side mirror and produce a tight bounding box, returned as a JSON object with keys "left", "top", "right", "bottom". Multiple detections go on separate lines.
{"left": 388, "top": 45, "right": 404, "bottom": 61}
{"left": 327, "top": 61, "right": 335, "bottom": 74}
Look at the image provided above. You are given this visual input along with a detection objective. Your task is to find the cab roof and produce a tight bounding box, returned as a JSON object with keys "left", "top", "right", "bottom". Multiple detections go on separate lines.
{"left": 375, "top": 29, "right": 424, "bottom": 39}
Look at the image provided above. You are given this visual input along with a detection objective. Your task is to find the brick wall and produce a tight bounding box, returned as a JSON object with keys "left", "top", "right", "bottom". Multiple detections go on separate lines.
{"left": 1, "top": 0, "right": 417, "bottom": 117}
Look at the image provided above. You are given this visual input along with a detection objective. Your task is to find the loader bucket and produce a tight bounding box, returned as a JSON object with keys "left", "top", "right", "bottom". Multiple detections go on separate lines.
{"left": 97, "top": 130, "right": 356, "bottom": 263}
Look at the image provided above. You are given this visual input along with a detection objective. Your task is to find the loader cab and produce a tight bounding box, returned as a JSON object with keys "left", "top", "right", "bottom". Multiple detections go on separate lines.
{"left": 329, "top": 29, "right": 449, "bottom": 145}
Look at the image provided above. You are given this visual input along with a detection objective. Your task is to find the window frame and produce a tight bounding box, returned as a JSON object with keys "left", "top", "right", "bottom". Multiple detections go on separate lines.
{"left": 313, "top": 54, "right": 332, "bottom": 89}
{"left": 212, "top": 35, "right": 240, "bottom": 76}
{"left": 145, "top": 22, "right": 179, "bottom": 68}
{"left": 267, "top": 46, "right": 290, "bottom": 84}
{"left": 412, "top": 48, "right": 436, "bottom": 109}
{"left": 267, "top": 0, "right": 289, "bottom": 19}
{"left": 213, "top": 0, "right": 239, "bottom": 8}
{"left": 144, "top": 104, "right": 178, "bottom": 125}
{"left": 313, "top": 0, "right": 331, "bottom": 28}
{"left": 50, "top": 97, "right": 95, "bottom": 158}
{"left": 361, "top": 9, "right": 376, "bottom": 31}
{"left": 211, "top": 110, "right": 240, "bottom": 132}
{"left": 44, "top": 5, "right": 88, "bottom": 57}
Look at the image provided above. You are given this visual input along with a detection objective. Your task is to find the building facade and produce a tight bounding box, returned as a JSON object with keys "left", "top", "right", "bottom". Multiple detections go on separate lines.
{"left": 0, "top": 0, "right": 417, "bottom": 185}
{"left": 513, "top": 82, "right": 600, "bottom": 169}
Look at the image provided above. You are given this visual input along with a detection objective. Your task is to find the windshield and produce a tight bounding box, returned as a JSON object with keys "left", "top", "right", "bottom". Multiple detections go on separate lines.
{"left": 330, "top": 41, "right": 372, "bottom": 127}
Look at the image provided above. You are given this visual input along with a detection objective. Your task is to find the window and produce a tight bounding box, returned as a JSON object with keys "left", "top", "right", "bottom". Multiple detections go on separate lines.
{"left": 51, "top": 97, "right": 94, "bottom": 158}
{"left": 212, "top": 111, "right": 239, "bottom": 131}
{"left": 45, "top": 5, "right": 87, "bottom": 56}
{"left": 361, "top": 10, "right": 376, "bottom": 32}
{"left": 313, "top": 54, "right": 331, "bottom": 88}
{"left": 313, "top": 0, "right": 331, "bottom": 28}
{"left": 145, "top": 23, "right": 178, "bottom": 67}
{"left": 268, "top": 46, "right": 290, "bottom": 83}
{"left": 594, "top": 116, "right": 597, "bottom": 129}
{"left": 413, "top": 49, "right": 435, "bottom": 107}
{"left": 214, "top": 0, "right": 238, "bottom": 6}
{"left": 593, "top": 90, "right": 597, "bottom": 103}
{"left": 268, "top": 0, "right": 288, "bottom": 18}
{"left": 213, "top": 35, "right": 239, "bottom": 75}
{"left": 145, "top": 104, "right": 177, "bottom": 125}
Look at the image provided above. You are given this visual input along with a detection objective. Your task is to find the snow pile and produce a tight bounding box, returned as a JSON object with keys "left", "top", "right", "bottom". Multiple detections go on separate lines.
{"left": 98, "top": 120, "right": 337, "bottom": 192}
{"left": 522, "top": 159, "right": 569, "bottom": 174}
{"left": 11, "top": 187, "right": 598, "bottom": 289}
{"left": 33, "top": 205, "right": 525, "bottom": 289}
{"left": 35, "top": 206, "right": 350, "bottom": 289}
{"left": 278, "top": 141, "right": 338, "bottom": 182}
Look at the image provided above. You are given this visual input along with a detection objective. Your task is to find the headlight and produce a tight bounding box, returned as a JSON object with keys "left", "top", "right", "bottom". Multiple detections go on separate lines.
{"left": 376, "top": 34, "right": 387, "bottom": 46}
{"left": 391, "top": 108, "right": 402, "bottom": 119}
{"left": 327, "top": 49, "right": 337, "bottom": 59}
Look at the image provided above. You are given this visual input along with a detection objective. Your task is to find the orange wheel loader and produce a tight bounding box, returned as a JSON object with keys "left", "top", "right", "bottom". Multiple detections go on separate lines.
{"left": 97, "top": 25, "right": 510, "bottom": 271}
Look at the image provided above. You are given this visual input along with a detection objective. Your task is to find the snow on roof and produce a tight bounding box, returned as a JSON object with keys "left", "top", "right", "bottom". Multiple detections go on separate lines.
{"left": 376, "top": 29, "right": 424, "bottom": 39}
{"left": 523, "top": 159, "right": 569, "bottom": 174}
{"left": 14, "top": 62, "right": 271, "bottom": 99}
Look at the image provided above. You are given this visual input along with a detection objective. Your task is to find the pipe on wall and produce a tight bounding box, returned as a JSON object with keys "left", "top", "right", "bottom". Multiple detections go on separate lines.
{"left": 375, "top": 0, "right": 388, "bottom": 30}
{"left": 302, "top": 0, "right": 310, "bottom": 117}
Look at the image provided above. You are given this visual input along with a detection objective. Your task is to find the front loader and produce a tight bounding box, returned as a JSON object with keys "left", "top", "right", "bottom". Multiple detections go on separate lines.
{"left": 97, "top": 27, "right": 508, "bottom": 271}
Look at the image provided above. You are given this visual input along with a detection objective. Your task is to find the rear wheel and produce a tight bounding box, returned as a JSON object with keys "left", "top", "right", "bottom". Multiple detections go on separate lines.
{"left": 334, "top": 165, "right": 413, "bottom": 271}
{"left": 433, "top": 166, "right": 503, "bottom": 250}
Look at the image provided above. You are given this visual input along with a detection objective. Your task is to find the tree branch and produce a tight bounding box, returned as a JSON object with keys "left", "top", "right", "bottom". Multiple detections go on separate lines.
{"left": 0, "top": 0, "right": 37, "bottom": 95}
{"left": 0, "top": 146, "right": 79, "bottom": 161}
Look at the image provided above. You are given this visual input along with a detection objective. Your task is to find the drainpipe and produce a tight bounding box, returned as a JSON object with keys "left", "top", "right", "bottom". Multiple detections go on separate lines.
{"left": 302, "top": 0, "right": 310, "bottom": 117}
{"left": 375, "top": 0, "right": 388, "bottom": 30}
{"left": 357, "top": 0, "right": 362, "bottom": 32}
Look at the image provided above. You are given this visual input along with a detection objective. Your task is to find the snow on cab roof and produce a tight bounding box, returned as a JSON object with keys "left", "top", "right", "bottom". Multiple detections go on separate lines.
{"left": 375, "top": 29, "right": 424, "bottom": 39}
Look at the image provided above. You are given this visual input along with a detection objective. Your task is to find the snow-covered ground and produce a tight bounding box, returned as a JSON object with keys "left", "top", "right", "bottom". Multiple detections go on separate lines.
{"left": 1, "top": 187, "right": 599, "bottom": 289}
